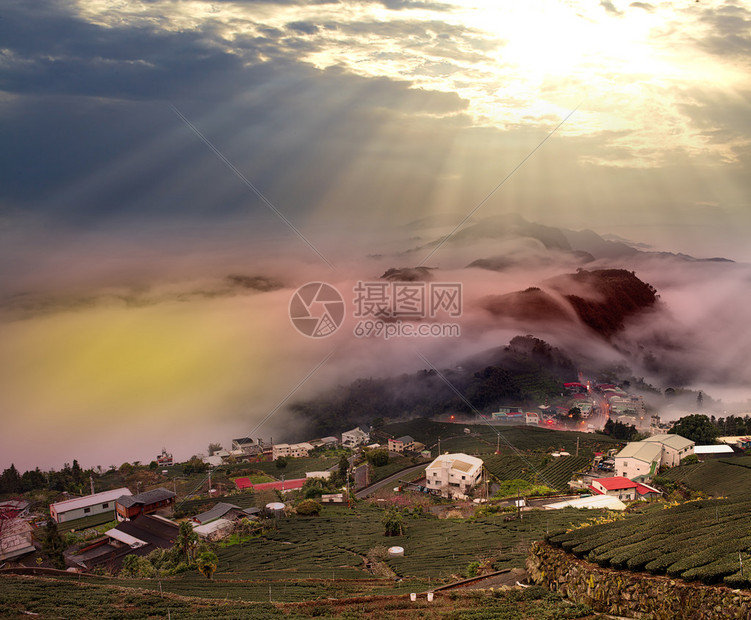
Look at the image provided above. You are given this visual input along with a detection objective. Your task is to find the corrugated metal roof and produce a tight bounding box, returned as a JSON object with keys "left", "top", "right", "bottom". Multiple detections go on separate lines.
{"left": 106, "top": 528, "right": 148, "bottom": 548}
{"left": 193, "top": 518, "right": 234, "bottom": 537}
{"left": 642, "top": 433, "right": 694, "bottom": 451}
{"left": 114, "top": 515, "right": 178, "bottom": 548}
{"left": 193, "top": 502, "right": 241, "bottom": 524}
{"left": 615, "top": 441, "right": 662, "bottom": 463}
{"left": 117, "top": 488, "right": 175, "bottom": 508}
{"left": 51, "top": 488, "right": 131, "bottom": 514}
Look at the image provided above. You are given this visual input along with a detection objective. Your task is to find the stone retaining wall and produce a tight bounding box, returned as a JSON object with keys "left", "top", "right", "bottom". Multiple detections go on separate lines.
{"left": 526, "top": 541, "right": 751, "bottom": 619}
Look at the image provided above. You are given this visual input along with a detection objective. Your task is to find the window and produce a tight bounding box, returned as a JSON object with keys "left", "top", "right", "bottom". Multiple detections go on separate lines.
{"left": 83, "top": 507, "right": 91, "bottom": 514}
{"left": 102, "top": 503, "right": 109, "bottom": 509}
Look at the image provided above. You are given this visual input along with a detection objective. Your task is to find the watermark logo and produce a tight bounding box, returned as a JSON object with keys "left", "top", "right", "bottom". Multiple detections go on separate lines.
{"left": 290, "top": 281, "right": 462, "bottom": 339}
{"left": 289, "top": 282, "right": 346, "bottom": 338}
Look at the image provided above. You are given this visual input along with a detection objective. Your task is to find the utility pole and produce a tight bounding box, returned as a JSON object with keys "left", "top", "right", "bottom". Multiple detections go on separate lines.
{"left": 576, "top": 437, "right": 579, "bottom": 457}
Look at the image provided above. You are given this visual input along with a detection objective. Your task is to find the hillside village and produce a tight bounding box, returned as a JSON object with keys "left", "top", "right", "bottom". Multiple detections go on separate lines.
{"left": 3, "top": 377, "right": 751, "bottom": 618}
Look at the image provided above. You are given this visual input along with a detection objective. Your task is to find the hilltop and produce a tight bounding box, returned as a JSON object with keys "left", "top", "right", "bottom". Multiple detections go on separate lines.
{"left": 479, "top": 268, "right": 659, "bottom": 339}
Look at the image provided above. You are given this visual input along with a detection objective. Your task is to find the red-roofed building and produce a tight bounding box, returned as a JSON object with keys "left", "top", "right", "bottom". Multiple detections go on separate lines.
{"left": 234, "top": 478, "right": 306, "bottom": 492}
{"left": 589, "top": 477, "right": 638, "bottom": 501}
{"left": 634, "top": 482, "right": 662, "bottom": 500}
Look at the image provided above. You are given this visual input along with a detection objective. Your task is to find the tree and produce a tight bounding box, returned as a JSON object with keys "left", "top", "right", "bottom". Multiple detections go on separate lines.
{"left": 120, "top": 554, "right": 156, "bottom": 577}
{"left": 41, "top": 520, "right": 66, "bottom": 569}
{"left": 175, "top": 521, "right": 199, "bottom": 563}
{"left": 333, "top": 454, "right": 349, "bottom": 486}
{"left": 669, "top": 414, "right": 719, "bottom": 444}
{"left": 183, "top": 456, "right": 209, "bottom": 475}
{"left": 603, "top": 418, "right": 638, "bottom": 441}
{"left": 295, "top": 499, "right": 322, "bottom": 516}
{"left": 275, "top": 456, "right": 288, "bottom": 469}
{"left": 367, "top": 449, "right": 389, "bottom": 467}
{"left": 0, "top": 464, "right": 22, "bottom": 494}
{"left": 71, "top": 459, "right": 84, "bottom": 486}
{"left": 382, "top": 508, "right": 404, "bottom": 536}
{"left": 207, "top": 443, "right": 223, "bottom": 456}
{"left": 196, "top": 551, "right": 218, "bottom": 579}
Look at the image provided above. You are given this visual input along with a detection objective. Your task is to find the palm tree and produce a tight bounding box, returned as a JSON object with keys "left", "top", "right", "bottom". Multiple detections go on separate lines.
{"left": 175, "top": 521, "right": 199, "bottom": 563}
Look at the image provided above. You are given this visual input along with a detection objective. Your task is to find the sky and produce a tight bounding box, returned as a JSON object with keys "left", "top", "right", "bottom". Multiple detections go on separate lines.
{"left": 2, "top": 0, "right": 751, "bottom": 471}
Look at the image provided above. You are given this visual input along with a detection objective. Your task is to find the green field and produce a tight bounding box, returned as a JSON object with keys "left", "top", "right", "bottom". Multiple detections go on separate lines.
{"left": 239, "top": 456, "right": 339, "bottom": 480}
{"left": 210, "top": 503, "right": 597, "bottom": 590}
{"left": 0, "top": 501, "right": 605, "bottom": 618}
{"left": 0, "top": 576, "right": 603, "bottom": 619}
{"left": 659, "top": 458, "right": 751, "bottom": 497}
{"left": 369, "top": 456, "right": 426, "bottom": 484}
{"left": 547, "top": 493, "right": 751, "bottom": 588}
{"left": 381, "top": 420, "right": 622, "bottom": 459}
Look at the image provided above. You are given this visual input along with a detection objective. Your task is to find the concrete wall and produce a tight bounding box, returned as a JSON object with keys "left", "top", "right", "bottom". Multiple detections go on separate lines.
{"left": 527, "top": 541, "right": 751, "bottom": 619}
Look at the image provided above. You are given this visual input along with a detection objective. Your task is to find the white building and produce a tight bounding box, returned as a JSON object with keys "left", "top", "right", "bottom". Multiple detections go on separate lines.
{"left": 425, "top": 453, "right": 483, "bottom": 497}
{"left": 50, "top": 488, "right": 132, "bottom": 524}
{"left": 342, "top": 427, "right": 370, "bottom": 448}
{"left": 614, "top": 441, "right": 662, "bottom": 480}
{"left": 615, "top": 433, "right": 695, "bottom": 480}
{"left": 388, "top": 435, "right": 415, "bottom": 453}
{"left": 273, "top": 442, "right": 313, "bottom": 460}
{"left": 641, "top": 434, "right": 695, "bottom": 467}
{"left": 289, "top": 442, "right": 313, "bottom": 458}
{"left": 525, "top": 412, "right": 540, "bottom": 426}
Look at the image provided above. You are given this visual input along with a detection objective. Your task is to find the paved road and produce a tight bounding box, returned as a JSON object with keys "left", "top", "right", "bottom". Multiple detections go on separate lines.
{"left": 355, "top": 463, "right": 427, "bottom": 499}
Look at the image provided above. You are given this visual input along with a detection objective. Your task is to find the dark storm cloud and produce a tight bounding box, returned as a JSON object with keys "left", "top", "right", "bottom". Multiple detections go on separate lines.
{"left": 0, "top": 0, "right": 474, "bottom": 228}
{"left": 0, "top": 2, "right": 249, "bottom": 100}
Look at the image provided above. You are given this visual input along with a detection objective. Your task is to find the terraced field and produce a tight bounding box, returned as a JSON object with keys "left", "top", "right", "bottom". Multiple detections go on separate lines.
{"left": 483, "top": 455, "right": 589, "bottom": 490}
{"left": 214, "top": 503, "right": 596, "bottom": 588}
{"left": 382, "top": 419, "right": 622, "bottom": 458}
{"left": 660, "top": 458, "right": 751, "bottom": 497}
{"left": 0, "top": 576, "right": 603, "bottom": 619}
{"left": 547, "top": 494, "right": 751, "bottom": 588}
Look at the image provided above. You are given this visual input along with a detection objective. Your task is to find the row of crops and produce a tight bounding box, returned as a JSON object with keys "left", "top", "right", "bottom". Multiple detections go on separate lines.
{"left": 0, "top": 575, "right": 598, "bottom": 619}
{"left": 215, "top": 504, "right": 596, "bottom": 589}
{"left": 482, "top": 455, "right": 590, "bottom": 490}
{"left": 382, "top": 419, "right": 623, "bottom": 457}
{"left": 547, "top": 493, "right": 751, "bottom": 588}
{"left": 659, "top": 458, "right": 751, "bottom": 497}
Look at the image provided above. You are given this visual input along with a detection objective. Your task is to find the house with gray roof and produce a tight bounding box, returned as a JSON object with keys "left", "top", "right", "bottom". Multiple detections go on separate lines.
{"left": 115, "top": 488, "right": 175, "bottom": 521}
{"left": 192, "top": 502, "right": 257, "bottom": 525}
